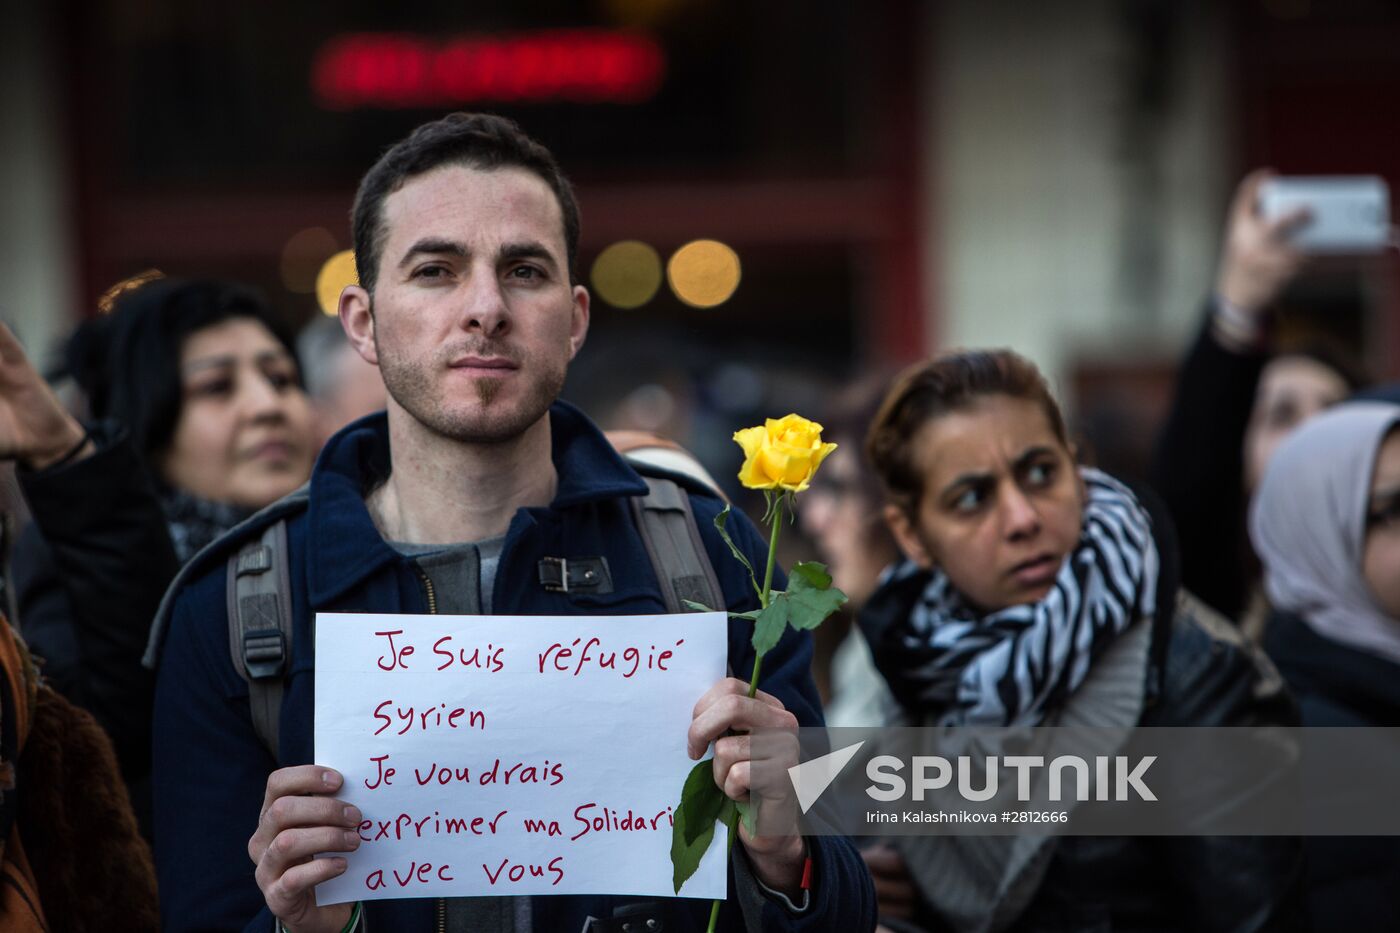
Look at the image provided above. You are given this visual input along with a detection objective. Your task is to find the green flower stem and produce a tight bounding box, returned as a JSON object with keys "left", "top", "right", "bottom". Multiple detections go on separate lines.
{"left": 749, "top": 491, "right": 784, "bottom": 699}
{"left": 707, "top": 894, "right": 722, "bottom": 931}
{"left": 709, "top": 491, "right": 786, "bottom": 933}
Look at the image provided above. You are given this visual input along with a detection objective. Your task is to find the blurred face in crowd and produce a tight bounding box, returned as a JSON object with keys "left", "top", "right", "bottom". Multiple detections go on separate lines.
{"left": 344, "top": 164, "right": 588, "bottom": 444}
{"left": 885, "top": 394, "right": 1085, "bottom": 613}
{"left": 1363, "top": 428, "right": 1400, "bottom": 620}
{"left": 1244, "top": 354, "right": 1350, "bottom": 491}
{"left": 799, "top": 444, "right": 898, "bottom": 609}
{"left": 313, "top": 343, "right": 386, "bottom": 446}
{"left": 161, "top": 317, "right": 315, "bottom": 508}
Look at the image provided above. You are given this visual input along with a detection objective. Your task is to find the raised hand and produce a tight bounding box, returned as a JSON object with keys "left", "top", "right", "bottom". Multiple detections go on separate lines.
{"left": 1215, "top": 169, "right": 1312, "bottom": 317}
{"left": 0, "top": 322, "right": 88, "bottom": 469}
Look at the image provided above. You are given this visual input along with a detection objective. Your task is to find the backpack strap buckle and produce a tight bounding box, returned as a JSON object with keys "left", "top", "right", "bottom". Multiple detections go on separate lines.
{"left": 538, "top": 557, "right": 611, "bottom": 594}
{"left": 225, "top": 518, "right": 296, "bottom": 753}
{"left": 242, "top": 628, "right": 286, "bottom": 680}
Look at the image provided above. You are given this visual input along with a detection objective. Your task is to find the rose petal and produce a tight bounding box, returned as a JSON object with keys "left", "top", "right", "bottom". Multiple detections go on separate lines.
{"left": 733, "top": 426, "right": 768, "bottom": 460}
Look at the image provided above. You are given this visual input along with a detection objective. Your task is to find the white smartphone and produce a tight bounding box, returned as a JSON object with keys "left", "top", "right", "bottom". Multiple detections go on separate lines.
{"left": 1258, "top": 175, "right": 1391, "bottom": 253}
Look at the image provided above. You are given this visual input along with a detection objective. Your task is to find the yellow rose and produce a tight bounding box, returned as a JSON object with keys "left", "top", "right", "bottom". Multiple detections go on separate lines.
{"left": 733, "top": 414, "right": 838, "bottom": 492}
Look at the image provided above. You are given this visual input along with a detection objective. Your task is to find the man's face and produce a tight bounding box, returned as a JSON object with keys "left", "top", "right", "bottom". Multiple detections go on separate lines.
{"left": 350, "top": 164, "right": 589, "bottom": 444}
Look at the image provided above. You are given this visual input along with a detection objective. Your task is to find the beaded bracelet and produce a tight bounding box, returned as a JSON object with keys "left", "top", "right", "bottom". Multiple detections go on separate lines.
{"left": 30, "top": 426, "right": 92, "bottom": 473}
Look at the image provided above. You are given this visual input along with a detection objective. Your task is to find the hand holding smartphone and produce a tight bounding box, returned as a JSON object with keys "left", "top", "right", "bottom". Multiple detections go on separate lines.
{"left": 1258, "top": 175, "right": 1391, "bottom": 253}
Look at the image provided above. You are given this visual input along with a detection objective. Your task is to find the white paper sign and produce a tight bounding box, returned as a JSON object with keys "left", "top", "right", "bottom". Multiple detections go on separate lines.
{"left": 313, "top": 612, "right": 729, "bottom": 905}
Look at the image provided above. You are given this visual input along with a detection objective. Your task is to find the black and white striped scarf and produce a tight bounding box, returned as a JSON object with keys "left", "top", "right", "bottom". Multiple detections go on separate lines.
{"left": 887, "top": 468, "right": 1158, "bottom": 726}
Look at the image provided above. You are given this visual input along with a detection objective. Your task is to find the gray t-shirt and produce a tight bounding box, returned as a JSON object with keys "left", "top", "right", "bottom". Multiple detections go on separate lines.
{"left": 389, "top": 535, "right": 506, "bottom": 615}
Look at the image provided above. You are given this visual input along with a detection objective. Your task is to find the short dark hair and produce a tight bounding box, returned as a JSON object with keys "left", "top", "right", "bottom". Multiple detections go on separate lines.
{"left": 1276, "top": 339, "right": 1369, "bottom": 394}
{"left": 351, "top": 112, "right": 580, "bottom": 294}
{"left": 65, "top": 278, "right": 298, "bottom": 472}
{"left": 866, "top": 349, "right": 1069, "bottom": 515}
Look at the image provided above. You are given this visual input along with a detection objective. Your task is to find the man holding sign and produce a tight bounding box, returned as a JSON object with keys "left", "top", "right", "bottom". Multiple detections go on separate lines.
{"left": 150, "top": 114, "right": 875, "bottom": 933}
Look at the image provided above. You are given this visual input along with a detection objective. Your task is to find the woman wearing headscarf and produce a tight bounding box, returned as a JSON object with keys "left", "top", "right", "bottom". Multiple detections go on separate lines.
{"left": 1250, "top": 401, "right": 1400, "bottom": 931}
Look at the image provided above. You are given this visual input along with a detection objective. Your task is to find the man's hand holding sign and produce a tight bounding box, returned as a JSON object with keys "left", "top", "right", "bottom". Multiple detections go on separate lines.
{"left": 250, "top": 766, "right": 360, "bottom": 933}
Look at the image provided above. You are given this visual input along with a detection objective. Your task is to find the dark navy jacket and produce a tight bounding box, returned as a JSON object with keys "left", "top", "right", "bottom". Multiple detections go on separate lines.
{"left": 151, "top": 402, "right": 875, "bottom": 933}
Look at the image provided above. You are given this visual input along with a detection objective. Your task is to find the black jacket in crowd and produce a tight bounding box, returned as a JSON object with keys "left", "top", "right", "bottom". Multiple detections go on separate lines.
{"left": 1150, "top": 306, "right": 1268, "bottom": 620}
{"left": 1265, "top": 610, "right": 1400, "bottom": 933}
{"left": 11, "top": 424, "right": 179, "bottom": 826}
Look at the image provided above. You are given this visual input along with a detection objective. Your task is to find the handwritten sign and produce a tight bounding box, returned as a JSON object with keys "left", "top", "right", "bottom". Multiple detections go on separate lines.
{"left": 313, "top": 612, "right": 730, "bottom": 905}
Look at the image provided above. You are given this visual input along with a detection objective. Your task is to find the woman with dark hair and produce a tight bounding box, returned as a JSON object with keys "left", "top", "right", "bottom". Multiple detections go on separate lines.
{"left": 61, "top": 277, "right": 315, "bottom": 558}
{"left": 858, "top": 349, "right": 1302, "bottom": 932}
{"left": 1250, "top": 401, "right": 1400, "bottom": 931}
{"left": 6, "top": 277, "right": 315, "bottom": 823}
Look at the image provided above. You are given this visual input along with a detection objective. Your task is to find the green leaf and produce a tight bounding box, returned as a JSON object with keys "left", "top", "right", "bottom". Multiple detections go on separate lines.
{"left": 735, "top": 798, "right": 758, "bottom": 837}
{"left": 680, "top": 758, "right": 727, "bottom": 846}
{"left": 789, "top": 561, "right": 833, "bottom": 590}
{"left": 714, "top": 506, "right": 761, "bottom": 601}
{"left": 682, "top": 604, "right": 763, "bottom": 624}
{"left": 750, "top": 598, "right": 792, "bottom": 658}
{"left": 671, "top": 803, "right": 717, "bottom": 894}
{"left": 785, "top": 566, "right": 849, "bottom": 632}
{"left": 671, "top": 758, "right": 729, "bottom": 894}
{"left": 751, "top": 567, "right": 849, "bottom": 657}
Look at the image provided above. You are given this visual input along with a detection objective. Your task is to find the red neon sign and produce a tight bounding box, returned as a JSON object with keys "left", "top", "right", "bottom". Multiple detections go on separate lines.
{"left": 312, "top": 31, "right": 666, "bottom": 109}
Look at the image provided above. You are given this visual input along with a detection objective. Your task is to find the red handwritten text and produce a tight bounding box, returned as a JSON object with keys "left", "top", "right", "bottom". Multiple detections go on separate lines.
{"left": 374, "top": 630, "right": 414, "bottom": 671}
{"left": 432, "top": 636, "right": 506, "bottom": 673}
{"left": 482, "top": 855, "right": 565, "bottom": 887}
{"left": 570, "top": 802, "right": 675, "bottom": 842}
{"left": 357, "top": 809, "right": 508, "bottom": 842}
{"left": 372, "top": 700, "right": 487, "bottom": 736}
{"left": 365, "top": 861, "right": 454, "bottom": 890}
{"left": 536, "top": 637, "right": 684, "bottom": 679}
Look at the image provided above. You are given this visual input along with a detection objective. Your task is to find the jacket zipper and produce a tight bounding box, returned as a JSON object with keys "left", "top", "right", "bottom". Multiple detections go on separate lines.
{"left": 413, "top": 565, "right": 447, "bottom": 933}
{"left": 416, "top": 565, "right": 440, "bottom": 616}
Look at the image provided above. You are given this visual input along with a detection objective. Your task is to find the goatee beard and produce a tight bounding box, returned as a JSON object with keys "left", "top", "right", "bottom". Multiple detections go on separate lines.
{"left": 474, "top": 376, "right": 503, "bottom": 405}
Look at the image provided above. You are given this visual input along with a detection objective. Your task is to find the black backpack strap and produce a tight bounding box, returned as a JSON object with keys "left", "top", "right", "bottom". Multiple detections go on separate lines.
{"left": 143, "top": 485, "right": 311, "bottom": 671}
{"left": 227, "top": 519, "right": 294, "bottom": 760}
{"left": 627, "top": 475, "right": 724, "bottom": 614}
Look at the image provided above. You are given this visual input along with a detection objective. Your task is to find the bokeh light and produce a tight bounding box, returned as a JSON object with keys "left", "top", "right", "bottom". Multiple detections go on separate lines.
{"left": 280, "top": 227, "right": 338, "bottom": 295}
{"left": 666, "top": 239, "right": 741, "bottom": 308}
{"left": 591, "top": 240, "right": 663, "bottom": 309}
{"left": 316, "top": 250, "right": 359, "bottom": 316}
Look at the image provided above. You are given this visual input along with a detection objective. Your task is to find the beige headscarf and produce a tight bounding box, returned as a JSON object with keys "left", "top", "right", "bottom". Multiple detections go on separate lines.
{"left": 1249, "top": 401, "right": 1400, "bottom": 663}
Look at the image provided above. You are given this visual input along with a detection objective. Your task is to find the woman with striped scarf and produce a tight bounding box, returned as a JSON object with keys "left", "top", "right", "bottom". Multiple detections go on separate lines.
{"left": 856, "top": 349, "right": 1301, "bottom": 933}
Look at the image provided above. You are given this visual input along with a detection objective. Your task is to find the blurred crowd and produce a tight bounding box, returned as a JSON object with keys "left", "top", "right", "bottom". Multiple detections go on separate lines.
{"left": 0, "top": 112, "right": 1397, "bottom": 933}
